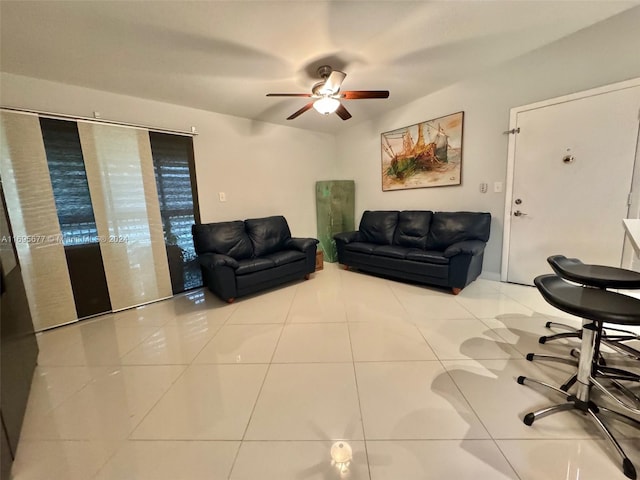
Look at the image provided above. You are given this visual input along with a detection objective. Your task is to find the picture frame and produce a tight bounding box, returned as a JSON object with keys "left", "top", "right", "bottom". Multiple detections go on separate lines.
{"left": 381, "top": 111, "right": 464, "bottom": 191}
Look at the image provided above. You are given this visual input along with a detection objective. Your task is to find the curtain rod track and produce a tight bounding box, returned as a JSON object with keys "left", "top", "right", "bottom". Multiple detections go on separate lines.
{"left": 0, "top": 106, "right": 198, "bottom": 136}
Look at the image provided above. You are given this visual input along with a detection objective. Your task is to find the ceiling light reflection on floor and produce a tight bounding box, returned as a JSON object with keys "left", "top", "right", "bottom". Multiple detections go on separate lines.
{"left": 330, "top": 441, "right": 353, "bottom": 476}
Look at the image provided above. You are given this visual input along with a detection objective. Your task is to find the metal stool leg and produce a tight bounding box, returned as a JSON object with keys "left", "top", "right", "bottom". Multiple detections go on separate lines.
{"left": 539, "top": 321, "right": 580, "bottom": 344}
{"left": 525, "top": 352, "right": 578, "bottom": 366}
{"left": 518, "top": 319, "right": 639, "bottom": 480}
{"left": 588, "top": 408, "right": 638, "bottom": 480}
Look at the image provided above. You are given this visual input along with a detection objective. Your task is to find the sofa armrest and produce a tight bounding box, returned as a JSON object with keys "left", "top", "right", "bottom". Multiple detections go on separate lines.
{"left": 197, "top": 252, "right": 239, "bottom": 269}
{"left": 334, "top": 231, "right": 362, "bottom": 244}
{"left": 443, "top": 240, "right": 486, "bottom": 258}
{"left": 286, "top": 237, "right": 319, "bottom": 252}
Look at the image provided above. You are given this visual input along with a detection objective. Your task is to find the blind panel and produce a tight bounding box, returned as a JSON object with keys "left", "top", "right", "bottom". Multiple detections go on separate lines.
{"left": 0, "top": 111, "right": 77, "bottom": 330}
{"left": 40, "top": 117, "right": 112, "bottom": 318}
{"left": 39, "top": 117, "right": 99, "bottom": 245}
{"left": 149, "top": 132, "right": 202, "bottom": 292}
{"left": 78, "top": 122, "right": 172, "bottom": 310}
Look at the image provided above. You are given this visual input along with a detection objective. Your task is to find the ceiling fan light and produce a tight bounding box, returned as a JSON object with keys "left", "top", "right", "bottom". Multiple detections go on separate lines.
{"left": 313, "top": 97, "right": 340, "bottom": 115}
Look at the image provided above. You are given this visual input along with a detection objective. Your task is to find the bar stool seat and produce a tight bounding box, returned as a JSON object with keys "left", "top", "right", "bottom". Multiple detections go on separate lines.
{"left": 518, "top": 274, "right": 640, "bottom": 479}
{"left": 537, "top": 274, "right": 640, "bottom": 324}
{"left": 548, "top": 254, "right": 640, "bottom": 289}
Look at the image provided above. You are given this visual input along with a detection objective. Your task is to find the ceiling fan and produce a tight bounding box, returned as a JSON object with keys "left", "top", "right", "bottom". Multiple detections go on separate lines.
{"left": 266, "top": 65, "right": 389, "bottom": 120}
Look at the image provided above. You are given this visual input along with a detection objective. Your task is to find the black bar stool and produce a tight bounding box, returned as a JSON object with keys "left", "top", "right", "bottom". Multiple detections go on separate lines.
{"left": 539, "top": 255, "right": 640, "bottom": 359}
{"left": 529, "top": 255, "right": 640, "bottom": 392}
{"left": 519, "top": 274, "right": 640, "bottom": 479}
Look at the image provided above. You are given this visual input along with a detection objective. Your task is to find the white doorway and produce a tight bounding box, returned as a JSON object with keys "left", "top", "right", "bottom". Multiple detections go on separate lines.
{"left": 502, "top": 80, "right": 640, "bottom": 285}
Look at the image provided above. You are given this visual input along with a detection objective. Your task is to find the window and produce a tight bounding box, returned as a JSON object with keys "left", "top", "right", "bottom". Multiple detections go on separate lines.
{"left": 149, "top": 131, "right": 202, "bottom": 292}
{"left": 40, "top": 118, "right": 98, "bottom": 245}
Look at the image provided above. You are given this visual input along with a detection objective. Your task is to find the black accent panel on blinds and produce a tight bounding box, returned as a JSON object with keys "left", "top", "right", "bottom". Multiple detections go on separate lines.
{"left": 39, "top": 118, "right": 99, "bottom": 245}
{"left": 39, "top": 118, "right": 112, "bottom": 318}
{"left": 149, "top": 131, "right": 202, "bottom": 293}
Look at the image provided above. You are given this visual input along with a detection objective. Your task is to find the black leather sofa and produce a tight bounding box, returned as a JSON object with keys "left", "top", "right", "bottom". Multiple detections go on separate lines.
{"left": 192, "top": 215, "right": 318, "bottom": 302}
{"left": 334, "top": 210, "right": 491, "bottom": 294}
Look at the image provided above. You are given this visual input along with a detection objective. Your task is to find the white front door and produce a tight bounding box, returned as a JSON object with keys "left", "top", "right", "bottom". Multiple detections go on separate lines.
{"left": 505, "top": 84, "right": 640, "bottom": 285}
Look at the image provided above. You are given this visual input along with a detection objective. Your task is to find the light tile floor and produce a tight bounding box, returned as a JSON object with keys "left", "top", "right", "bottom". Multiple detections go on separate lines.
{"left": 11, "top": 263, "right": 640, "bottom": 480}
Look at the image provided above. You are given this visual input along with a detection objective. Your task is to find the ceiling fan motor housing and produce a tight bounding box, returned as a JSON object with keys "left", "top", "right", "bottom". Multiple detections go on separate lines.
{"left": 317, "top": 65, "right": 333, "bottom": 79}
{"left": 312, "top": 66, "right": 335, "bottom": 95}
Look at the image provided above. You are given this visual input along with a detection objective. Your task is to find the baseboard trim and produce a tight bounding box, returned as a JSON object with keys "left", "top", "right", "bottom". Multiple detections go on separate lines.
{"left": 479, "top": 271, "right": 501, "bottom": 282}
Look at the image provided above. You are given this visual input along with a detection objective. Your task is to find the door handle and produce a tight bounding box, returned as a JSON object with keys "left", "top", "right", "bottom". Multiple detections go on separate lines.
{"left": 513, "top": 210, "right": 528, "bottom": 217}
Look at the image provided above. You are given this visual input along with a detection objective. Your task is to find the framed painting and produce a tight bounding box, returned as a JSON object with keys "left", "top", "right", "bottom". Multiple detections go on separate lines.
{"left": 381, "top": 111, "right": 464, "bottom": 191}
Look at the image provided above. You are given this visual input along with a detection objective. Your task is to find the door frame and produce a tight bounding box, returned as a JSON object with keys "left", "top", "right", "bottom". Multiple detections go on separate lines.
{"left": 501, "top": 77, "right": 640, "bottom": 281}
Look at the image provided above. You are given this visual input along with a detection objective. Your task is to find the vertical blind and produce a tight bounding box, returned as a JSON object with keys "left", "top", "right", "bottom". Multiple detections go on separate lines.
{"left": 77, "top": 122, "right": 173, "bottom": 311}
{"left": 1, "top": 110, "right": 201, "bottom": 330}
{"left": 149, "top": 131, "right": 202, "bottom": 291}
{"left": 0, "top": 111, "right": 77, "bottom": 330}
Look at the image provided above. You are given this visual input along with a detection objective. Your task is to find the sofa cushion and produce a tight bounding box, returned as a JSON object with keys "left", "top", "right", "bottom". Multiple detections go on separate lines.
{"left": 373, "top": 245, "right": 410, "bottom": 259}
{"left": 359, "top": 210, "right": 399, "bottom": 245}
{"left": 425, "top": 212, "right": 491, "bottom": 250}
{"left": 264, "top": 250, "right": 306, "bottom": 266}
{"left": 405, "top": 249, "right": 450, "bottom": 265}
{"left": 245, "top": 216, "right": 292, "bottom": 257}
{"left": 393, "top": 211, "right": 433, "bottom": 249}
{"left": 235, "top": 257, "right": 275, "bottom": 275}
{"left": 345, "top": 242, "right": 378, "bottom": 254}
{"left": 192, "top": 221, "right": 253, "bottom": 259}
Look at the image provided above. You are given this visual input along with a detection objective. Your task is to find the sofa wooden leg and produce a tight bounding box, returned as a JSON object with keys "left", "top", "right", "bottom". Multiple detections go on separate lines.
{"left": 452, "top": 288, "right": 462, "bottom": 295}
{"left": 343, "top": 265, "right": 350, "bottom": 270}
{"left": 227, "top": 297, "right": 235, "bottom": 304}
{"left": 304, "top": 274, "right": 310, "bottom": 280}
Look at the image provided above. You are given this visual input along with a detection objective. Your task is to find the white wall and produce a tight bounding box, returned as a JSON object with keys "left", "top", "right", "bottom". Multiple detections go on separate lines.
{"left": 335, "top": 7, "right": 640, "bottom": 278}
{"left": 0, "top": 73, "right": 337, "bottom": 238}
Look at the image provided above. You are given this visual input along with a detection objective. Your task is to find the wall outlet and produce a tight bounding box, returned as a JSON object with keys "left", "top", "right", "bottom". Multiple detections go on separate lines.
{"left": 218, "top": 192, "right": 226, "bottom": 202}
{"left": 494, "top": 181, "right": 503, "bottom": 193}
{"left": 479, "top": 183, "right": 488, "bottom": 194}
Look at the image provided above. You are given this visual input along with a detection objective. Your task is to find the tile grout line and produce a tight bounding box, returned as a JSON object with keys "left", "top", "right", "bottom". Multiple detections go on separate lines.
{"left": 374, "top": 277, "right": 524, "bottom": 478}
{"left": 344, "top": 280, "right": 374, "bottom": 480}
{"left": 398, "top": 283, "right": 526, "bottom": 479}
{"left": 224, "top": 283, "right": 301, "bottom": 479}
{"left": 436, "top": 358, "right": 524, "bottom": 480}
{"left": 111, "top": 301, "right": 240, "bottom": 476}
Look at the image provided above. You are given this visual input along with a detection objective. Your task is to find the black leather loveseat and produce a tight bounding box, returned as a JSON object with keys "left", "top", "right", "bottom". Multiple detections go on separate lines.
{"left": 334, "top": 210, "right": 491, "bottom": 294}
{"left": 192, "top": 216, "right": 318, "bottom": 303}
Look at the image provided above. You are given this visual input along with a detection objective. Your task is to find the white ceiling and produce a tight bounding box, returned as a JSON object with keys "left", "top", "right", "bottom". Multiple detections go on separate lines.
{"left": 1, "top": 1, "right": 638, "bottom": 133}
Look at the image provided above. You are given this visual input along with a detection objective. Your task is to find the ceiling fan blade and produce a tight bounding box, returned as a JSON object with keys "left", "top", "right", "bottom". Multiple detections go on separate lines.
{"left": 341, "top": 90, "right": 390, "bottom": 99}
{"left": 287, "top": 102, "right": 314, "bottom": 120}
{"left": 267, "top": 93, "right": 312, "bottom": 97}
{"left": 335, "top": 103, "right": 352, "bottom": 121}
{"left": 320, "top": 70, "right": 346, "bottom": 95}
